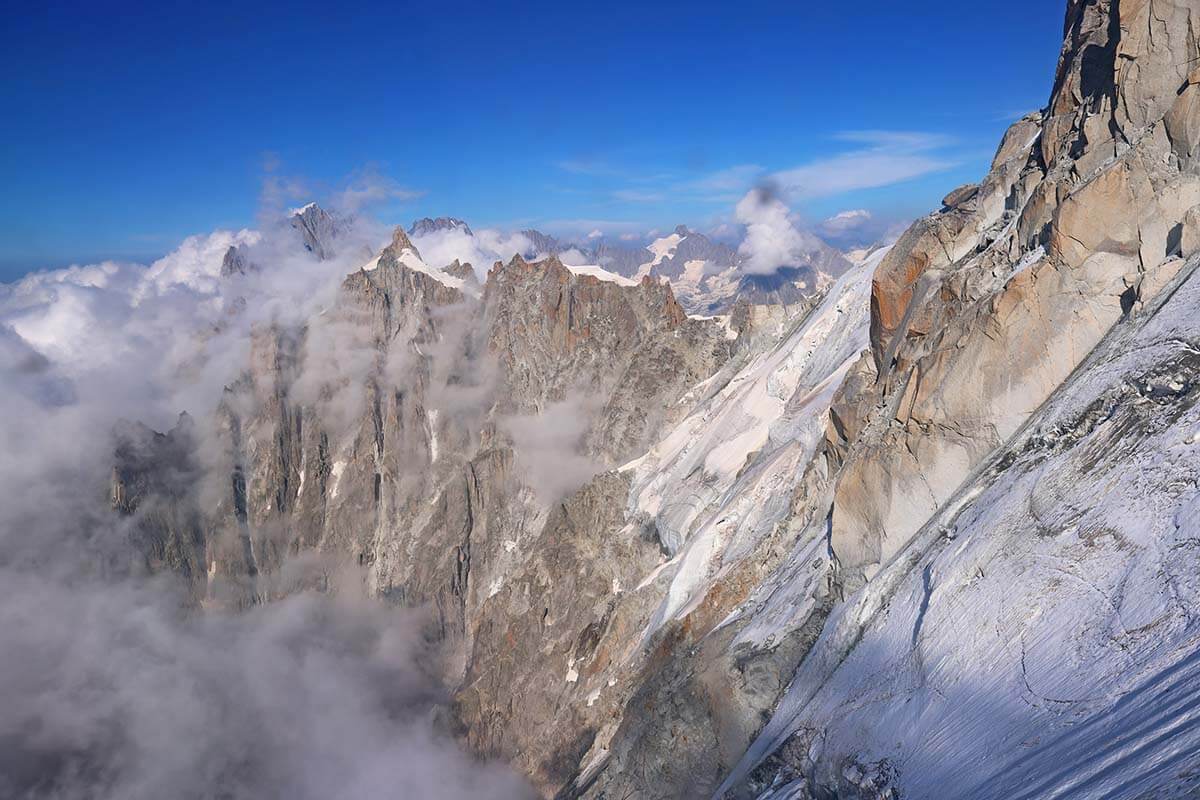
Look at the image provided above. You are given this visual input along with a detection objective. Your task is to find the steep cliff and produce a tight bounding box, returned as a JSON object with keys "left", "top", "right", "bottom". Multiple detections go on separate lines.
{"left": 717, "top": 1, "right": 1200, "bottom": 796}
{"left": 107, "top": 2, "right": 1200, "bottom": 798}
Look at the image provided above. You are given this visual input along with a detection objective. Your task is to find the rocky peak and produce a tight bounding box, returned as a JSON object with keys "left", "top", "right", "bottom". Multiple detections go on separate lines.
{"left": 832, "top": 0, "right": 1200, "bottom": 580}
{"left": 1042, "top": 0, "right": 1197, "bottom": 177}
{"left": 484, "top": 253, "right": 688, "bottom": 334}
{"left": 345, "top": 227, "right": 463, "bottom": 328}
{"left": 443, "top": 258, "right": 478, "bottom": 284}
{"left": 219, "top": 244, "right": 252, "bottom": 277}
{"left": 653, "top": 227, "right": 737, "bottom": 272}
{"left": 733, "top": 264, "right": 823, "bottom": 307}
{"left": 589, "top": 240, "right": 649, "bottom": 277}
{"left": 383, "top": 225, "right": 420, "bottom": 259}
{"left": 409, "top": 216, "right": 473, "bottom": 237}
{"left": 480, "top": 253, "right": 726, "bottom": 455}
{"left": 289, "top": 202, "right": 340, "bottom": 261}
{"left": 517, "top": 229, "right": 564, "bottom": 258}
{"left": 940, "top": 182, "right": 980, "bottom": 210}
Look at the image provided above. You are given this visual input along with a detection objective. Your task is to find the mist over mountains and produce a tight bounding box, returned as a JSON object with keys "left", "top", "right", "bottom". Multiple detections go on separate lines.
{"left": 3, "top": 1, "right": 1200, "bottom": 799}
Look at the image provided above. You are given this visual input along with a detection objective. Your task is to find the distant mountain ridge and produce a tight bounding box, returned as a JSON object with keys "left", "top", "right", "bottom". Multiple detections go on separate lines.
{"left": 409, "top": 216, "right": 473, "bottom": 237}
{"left": 399, "top": 219, "right": 857, "bottom": 315}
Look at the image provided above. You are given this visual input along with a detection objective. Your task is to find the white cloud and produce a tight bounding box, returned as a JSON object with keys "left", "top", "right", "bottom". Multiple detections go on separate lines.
{"left": 734, "top": 188, "right": 824, "bottom": 275}
{"left": 0, "top": 203, "right": 534, "bottom": 800}
{"left": 554, "top": 132, "right": 952, "bottom": 230}
{"left": 820, "top": 209, "right": 873, "bottom": 235}
{"left": 0, "top": 573, "right": 533, "bottom": 800}
{"left": 408, "top": 226, "right": 534, "bottom": 277}
{"left": 501, "top": 396, "right": 601, "bottom": 503}
{"left": 818, "top": 208, "right": 914, "bottom": 249}
{"left": 557, "top": 248, "right": 589, "bottom": 266}
{"left": 138, "top": 229, "right": 261, "bottom": 300}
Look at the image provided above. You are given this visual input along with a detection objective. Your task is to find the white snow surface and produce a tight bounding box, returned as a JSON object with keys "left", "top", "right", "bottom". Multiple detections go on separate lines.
{"left": 630, "top": 246, "right": 889, "bottom": 643}
{"left": 329, "top": 459, "right": 347, "bottom": 500}
{"left": 427, "top": 408, "right": 440, "bottom": 463}
{"left": 724, "top": 257, "right": 1200, "bottom": 799}
{"left": 670, "top": 262, "right": 744, "bottom": 313}
{"left": 564, "top": 263, "right": 640, "bottom": 287}
{"left": 359, "top": 247, "right": 468, "bottom": 292}
{"left": 635, "top": 233, "right": 685, "bottom": 279}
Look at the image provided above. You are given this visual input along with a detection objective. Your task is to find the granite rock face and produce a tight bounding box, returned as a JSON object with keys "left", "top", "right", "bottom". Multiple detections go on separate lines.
{"left": 115, "top": 224, "right": 735, "bottom": 666}
{"left": 717, "top": 1, "right": 1200, "bottom": 796}
{"left": 113, "top": 2, "right": 1200, "bottom": 798}
{"left": 829, "top": 0, "right": 1200, "bottom": 585}
{"left": 290, "top": 202, "right": 342, "bottom": 260}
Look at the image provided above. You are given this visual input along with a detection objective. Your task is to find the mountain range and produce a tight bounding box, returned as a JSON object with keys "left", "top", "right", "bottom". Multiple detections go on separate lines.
{"left": 4, "top": 1, "right": 1199, "bottom": 798}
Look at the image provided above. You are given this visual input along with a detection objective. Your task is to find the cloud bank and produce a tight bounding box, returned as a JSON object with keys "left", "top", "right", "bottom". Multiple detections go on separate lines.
{"left": 408, "top": 226, "right": 538, "bottom": 278}
{"left": 0, "top": 208, "right": 532, "bottom": 799}
{"left": 0, "top": 574, "right": 532, "bottom": 800}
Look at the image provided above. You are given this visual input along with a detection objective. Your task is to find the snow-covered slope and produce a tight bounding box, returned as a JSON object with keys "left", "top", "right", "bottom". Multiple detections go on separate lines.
{"left": 361, "top": 246, "right": 469, "bottom": 292}
{"left": 625, "top": 246, "right": 887, "bottom": 641}
{"left": 732, "top": 253, "right": 1200, "bottom": 800}
{"left": 562, "top": 262, "right": 640, "bottom": 287}
{"left": 636, "top": 231, "right": 686, "bottom": 279}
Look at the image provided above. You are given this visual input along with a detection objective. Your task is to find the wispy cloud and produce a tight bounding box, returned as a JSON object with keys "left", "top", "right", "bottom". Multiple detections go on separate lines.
{"left": 817, "top": 207, "right": 912, "bottom": 249}
{"left": 611, "top": 188, "right": 666, "bottom": 203}
{"left": 335, "top": 168, "right": 424, "bottom": 212}
{"left": 597, "top": 163, "right": 764, "bottom": 205}
{"left": 679, "top": 164, "right": 764, "bottom": 195}
{"left": 833, "top": 130, "right": 955, "bottom": 150}
{"left": 535, "top": 218, "right": 646, "bottom": 237}
{"left": 555, "top": 158, "right": 676, "bottom": 184}
{"left": 544, "top": 132, "right": 957, "bottom": 248}
{"left": 257, "top": 163, "right": 423, "bottom": 221}
{"left": 771, "top": 131, "right": 959, "bottom": 199}
{"left": 819, "top": 208, "right": 872, "bottom": 235}
{"left": 570, "top": 131, "right": 956, "bottom": 212}
{"left": 555, "top": 158, "right": 623, "bottom": 177}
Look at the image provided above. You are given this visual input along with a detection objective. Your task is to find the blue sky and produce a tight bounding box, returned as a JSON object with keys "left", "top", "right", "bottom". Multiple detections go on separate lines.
{"left": 1, "top": 1, "right": 1065, "bottom": 279}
